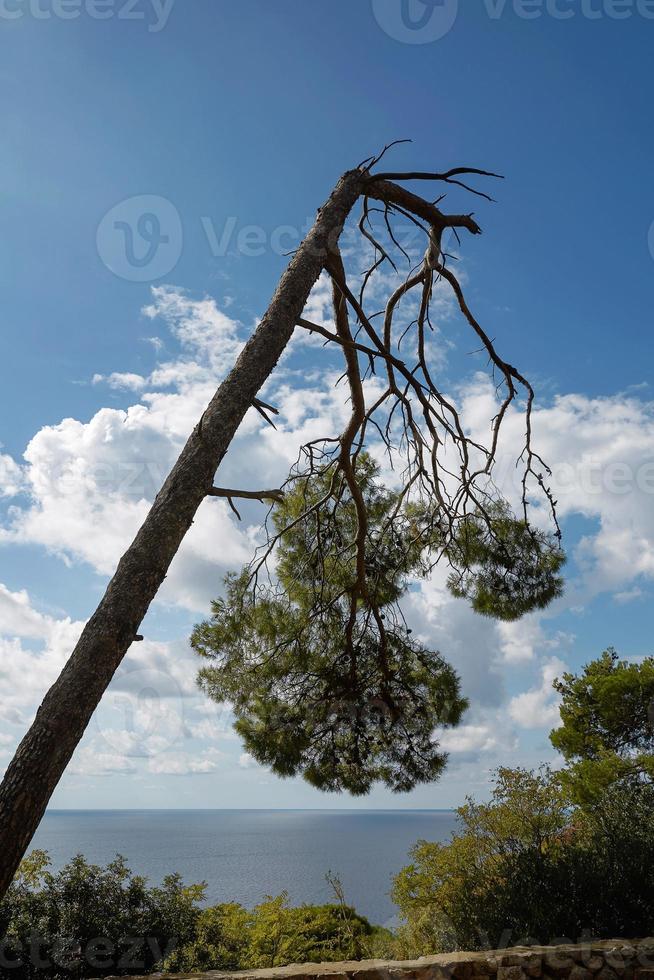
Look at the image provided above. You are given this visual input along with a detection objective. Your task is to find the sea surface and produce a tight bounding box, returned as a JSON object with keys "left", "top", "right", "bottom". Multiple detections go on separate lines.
{"left": 31, "top": 810, "right": 458, "bottom": 926}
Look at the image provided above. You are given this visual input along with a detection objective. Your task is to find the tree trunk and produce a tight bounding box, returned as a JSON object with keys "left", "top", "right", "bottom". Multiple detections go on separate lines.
{"left": 0, "top": 168, "right": 363, "bottom": 899}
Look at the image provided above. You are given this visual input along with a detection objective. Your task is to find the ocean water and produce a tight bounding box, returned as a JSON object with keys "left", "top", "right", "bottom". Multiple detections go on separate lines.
{"left": 31, "top": 810, "right": 458, "bottom": 926}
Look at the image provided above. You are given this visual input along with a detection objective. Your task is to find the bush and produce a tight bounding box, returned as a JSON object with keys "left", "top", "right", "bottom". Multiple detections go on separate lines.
{"left": 164, "top": 893, "right": 374, "bottom": 971}
{"left": 1, "top": 855, "right": 378, "bottom": 977}
{"left": 0, "top": 852, "right": 204, "bottom": 979}
{"left": 392, "top": 768, "right": 654, "bottom": 956}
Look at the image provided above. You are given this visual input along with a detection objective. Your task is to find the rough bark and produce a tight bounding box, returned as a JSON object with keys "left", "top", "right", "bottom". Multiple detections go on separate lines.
{"left": 0, "top": 168, "right": 363, "bottom": 899}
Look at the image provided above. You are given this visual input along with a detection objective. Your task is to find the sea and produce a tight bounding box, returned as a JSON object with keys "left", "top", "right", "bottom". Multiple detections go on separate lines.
{"left": 31, "top": 810, "right": 458, "bottom": 927}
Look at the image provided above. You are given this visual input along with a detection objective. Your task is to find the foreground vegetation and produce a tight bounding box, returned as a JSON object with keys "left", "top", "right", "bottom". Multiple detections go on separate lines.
{"left": 0, "top": 853, "right": 390, "bottom": 978}
{"left": 391, "top": 648, "right": 654, "bottom": 953}
{"left": 2, "top": 649, "right": 653, "bottom": 977}
{"left": 392, "top": 769, "right": 654, "bottom": 954}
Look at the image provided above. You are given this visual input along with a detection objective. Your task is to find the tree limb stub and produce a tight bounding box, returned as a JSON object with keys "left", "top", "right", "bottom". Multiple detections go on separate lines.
{"left": 207, "top": 487, "right": 285, "bottom": 503}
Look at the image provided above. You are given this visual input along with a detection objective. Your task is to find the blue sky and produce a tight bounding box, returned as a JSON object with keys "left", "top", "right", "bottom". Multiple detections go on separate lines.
{"left": 1, "top": 0, "right": 654, "bottom": 810}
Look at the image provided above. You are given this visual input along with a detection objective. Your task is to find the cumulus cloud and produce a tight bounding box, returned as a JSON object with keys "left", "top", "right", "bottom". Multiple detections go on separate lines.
{"left": 437, "top": 720, "right": 517, "bottom": 761}
{"left": 147, "top": 751, "right": 219, "bottom": 776}
{"left": 0, "top": 453, "right": 24, "bottom": 497}
{"left": 93, "top": 372, "right": 147, "bottom": 391}
{"left": 0, "top": 584, "right": 83, "bottom": 729}
{"left": 0, "top": 286, "right": 373, "bottom": 611}
{"left": 142, "top": 284, "right": 245, "bottom": 388}
{"left": 69, "top": 745, "right": 137, "bottom": 776}
{"left": 2, "top": 281, "right": 654, "bottom": 796}
{"left": 508, "top": 657, "right": 568, "bottom": 731}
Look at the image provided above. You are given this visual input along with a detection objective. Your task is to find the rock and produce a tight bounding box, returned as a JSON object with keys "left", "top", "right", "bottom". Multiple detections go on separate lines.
{"left": 569, "top": 968, "right": 592, "bottom": 980}
{"left": 545, "top": 957, "right": 576, "bottom": 978}
{"left": 497, "top": 966, "right": 525, "bottom": 980}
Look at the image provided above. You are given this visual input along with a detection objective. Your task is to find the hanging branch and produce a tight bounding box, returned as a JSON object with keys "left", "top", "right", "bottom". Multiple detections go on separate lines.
{"left": 195, "top": 153, "right": 564, "bottom": 795}
{"left": 0, "top": 149, "right": 564, "bottom": 890}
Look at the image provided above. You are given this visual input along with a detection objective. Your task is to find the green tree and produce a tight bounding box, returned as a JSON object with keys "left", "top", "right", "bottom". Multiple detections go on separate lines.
{"left": 550, "top": 648, "right": 654, "bottom": 804}
{"left": 392, "top": 768, "right": 654, "bottom": 957}
{"left": 0, "top": 853, "right": 205, "bottom": 979}
{"left": 194, "top": 457, "right": 469, "bottom": 795}
{"left": 162, "top": 903, "right": 250, "bottom": 973}
{"left": 391, "top": 767, "right": 571, "bottom": 954}
{"left": 245, "top": 894, "right": 372, "bottom": 968}
{"left": 446, "top": 501, "right": 564, "bottom": 621}
{"left": 194, "top": 456, "right": 563, "bottom": 795}
{"left": 0, "top": 157, "right": 562, "bottom": 895}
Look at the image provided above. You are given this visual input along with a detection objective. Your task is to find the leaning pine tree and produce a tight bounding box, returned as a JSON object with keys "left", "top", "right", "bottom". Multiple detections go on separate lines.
{"left": 0, "top": 144, "right": 563, "bottom": 897}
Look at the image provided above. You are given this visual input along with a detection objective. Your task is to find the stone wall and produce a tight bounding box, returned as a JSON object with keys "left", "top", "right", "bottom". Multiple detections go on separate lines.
{"left": 152, "top": 939, "right": 654, "bottom": 980}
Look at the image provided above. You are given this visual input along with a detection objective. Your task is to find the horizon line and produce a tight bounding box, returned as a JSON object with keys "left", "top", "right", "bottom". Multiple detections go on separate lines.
{"left": 44, "top": 806, "right": 457, "bottom": 813}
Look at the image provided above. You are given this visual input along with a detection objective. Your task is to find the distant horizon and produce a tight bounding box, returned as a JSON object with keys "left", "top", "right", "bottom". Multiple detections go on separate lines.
{"left": 30, "top": 809, "right": 461, "bottom": 921}
{"left": 45, "top": 806, "right": 456, "bottom": 812}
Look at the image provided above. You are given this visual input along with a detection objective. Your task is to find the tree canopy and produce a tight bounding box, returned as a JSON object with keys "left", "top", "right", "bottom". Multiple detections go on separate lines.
{"left": 550, "top": 647, "right": 654, "bottom": 804}
{"left": 163, "top": 892, "right": 376, "bottom": 972}
{"left": 0, "top": 853, "right": 383, "bottom": 978}
{"left": 446, "top": 501, "right": 564, "bottom": 621}
{"left": 0, "top": 851, "right": 204, "bottom": 979}
{"left": 193, "top": 456, "right": 563, "bottom": 794}
{"left": 193, "top": 456, "right": 468, "bottom": 795}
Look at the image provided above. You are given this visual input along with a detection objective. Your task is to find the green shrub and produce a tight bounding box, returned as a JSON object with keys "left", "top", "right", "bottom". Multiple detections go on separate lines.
{"left": 1, "top": 855, "right": 377, "bottom": 977}
{"left": 165, "top": 892, "right": 374, "bottom": 971}
{"left": 392, "top": 768, "right": 654, "bottom": 956}
{"left": 0, "top": 852, "right": 204, "bottom": 979}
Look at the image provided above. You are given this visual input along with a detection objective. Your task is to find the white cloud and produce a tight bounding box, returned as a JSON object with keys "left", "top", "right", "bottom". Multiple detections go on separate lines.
{"left": 142, "top": 284, "right": 245, "bottom": 388}
{"left": 508, "top": 657, "right": 568, "bottom": 730}
{"left": 4, "top": 283, "right": 654, "bottom": 798}
{"left": 0, "top": 583, "right": 55, "bottom": 639}
{"left": 69, "top": 745, "right": 137, "bottom": 776}
{"left": 147, "top": 751, "right": 219, "bottom": 775}
{"left": 0, "top": 453, "right": 24, "bottom": 497}
{"left": 93, "top": 372, "right": 147, "bottom": 391}
{"left": 0, "top": 585, "right": 83, "bottom": 728}
{"left": 613, "top": 587, "right": 644, "bottom": 604}
{"left": 437, "top": 722, "right": 516, "bottom": 759}
{"left": 497, "top": 617, "right": 545, "bottom": 664}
